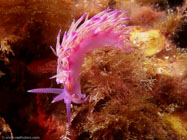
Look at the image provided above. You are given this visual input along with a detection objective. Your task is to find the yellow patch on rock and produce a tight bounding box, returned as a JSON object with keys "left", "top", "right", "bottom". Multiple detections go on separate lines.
{"left": 164, "top": 114, "right": 187, "bottom": 137}
{"left": 130, "top": 27, "right": 166, "bottom": 56}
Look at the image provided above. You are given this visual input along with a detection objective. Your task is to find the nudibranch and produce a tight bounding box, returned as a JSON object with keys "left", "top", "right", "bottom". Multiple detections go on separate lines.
{"left": 28, "top": 8, "right": 131, "bottom": 126}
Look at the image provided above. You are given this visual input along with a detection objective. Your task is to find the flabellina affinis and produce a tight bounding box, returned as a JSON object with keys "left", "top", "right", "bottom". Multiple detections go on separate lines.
{"left": 28, "top": 8, "right": 132, "bottom": 127}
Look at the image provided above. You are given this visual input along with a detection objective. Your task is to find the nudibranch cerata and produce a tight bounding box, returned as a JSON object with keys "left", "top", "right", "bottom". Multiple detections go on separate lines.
{"left": 28, "top": 8, "right": 131, "bottom": 126}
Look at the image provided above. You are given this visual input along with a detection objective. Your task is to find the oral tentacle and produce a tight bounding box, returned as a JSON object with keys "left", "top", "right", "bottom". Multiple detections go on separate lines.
{"left": 71, "top": 96, "right": 88, "bottom": 104}
{"left": 52, "top": 93, "right": 65, "bottom": 103}
{"left": 27, "top": 88, "right": 64, "bottom": 94}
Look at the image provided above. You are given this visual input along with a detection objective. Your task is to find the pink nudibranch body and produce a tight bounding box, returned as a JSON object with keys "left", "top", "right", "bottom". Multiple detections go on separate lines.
{"left": 28, "top": 8, "right": 131, "bottom": 125}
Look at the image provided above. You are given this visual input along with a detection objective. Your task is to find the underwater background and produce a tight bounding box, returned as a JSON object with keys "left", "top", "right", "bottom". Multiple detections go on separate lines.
{"left": 0, "top": 0, "right": 187, "bottom": 140}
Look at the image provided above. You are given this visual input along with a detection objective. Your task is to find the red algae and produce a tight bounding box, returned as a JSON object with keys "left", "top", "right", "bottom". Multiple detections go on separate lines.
{"left": 130, "top": 6, "right": 165, "bottom": 27}
{"left": 115, "top": 1, "right": 166, "bottom": 28}
{"left": 0, "top": 117, "right": 13, "bottom": 140}
{"left": 28, "top": 58, "right": 56, "bottom": 74}
{"left": 72, "top": 0, "right": 109, "bottom": 18}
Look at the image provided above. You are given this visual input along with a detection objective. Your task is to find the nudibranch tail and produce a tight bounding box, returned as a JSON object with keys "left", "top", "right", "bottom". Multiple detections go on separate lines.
{"left": 28, "top": 9, "right": 131, "bottom": 127}
{"left": 65, "top": 100, "right": 71, "bottom": 125}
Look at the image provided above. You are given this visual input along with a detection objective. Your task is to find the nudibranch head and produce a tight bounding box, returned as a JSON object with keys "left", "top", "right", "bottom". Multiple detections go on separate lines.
{"left": 28, "top": 8, "right": 131, "bottom": 127}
